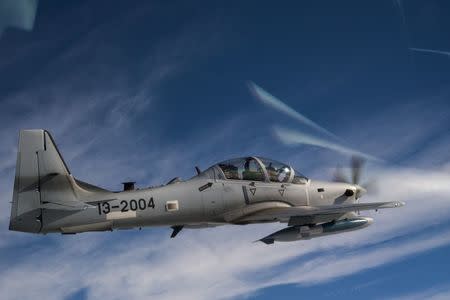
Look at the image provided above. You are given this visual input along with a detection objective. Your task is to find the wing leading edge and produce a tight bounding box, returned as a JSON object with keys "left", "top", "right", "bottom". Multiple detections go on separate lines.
{"left": 228, "top": 201, "right": 405, "bottom": 225}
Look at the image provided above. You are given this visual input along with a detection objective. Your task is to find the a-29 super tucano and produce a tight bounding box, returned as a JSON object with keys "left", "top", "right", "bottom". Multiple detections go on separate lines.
{"left": 9, "top": 130, "right": 404, "bottom": 244}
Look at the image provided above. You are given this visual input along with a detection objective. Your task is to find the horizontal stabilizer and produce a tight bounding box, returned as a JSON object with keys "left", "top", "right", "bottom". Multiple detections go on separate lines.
{"left": 40, "top": 200, "right": 95, "bottom": 211}
{"left": 10, "top": 130, "right": 102, "bottom": 233}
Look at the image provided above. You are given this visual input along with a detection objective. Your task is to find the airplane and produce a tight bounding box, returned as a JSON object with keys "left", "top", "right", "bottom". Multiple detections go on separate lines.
{"left": 9, "top": 129, "right": 404, "bottom": 244}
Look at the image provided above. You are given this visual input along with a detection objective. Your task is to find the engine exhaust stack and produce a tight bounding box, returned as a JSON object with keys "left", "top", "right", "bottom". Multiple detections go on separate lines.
{"left": 122, "top": 181, "right": 135, "bottom": 191}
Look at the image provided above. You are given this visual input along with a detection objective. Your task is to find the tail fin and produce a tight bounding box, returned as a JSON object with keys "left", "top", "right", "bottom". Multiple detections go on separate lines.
{"left": 9, "top": 130, "right": 88, "bottom": 233}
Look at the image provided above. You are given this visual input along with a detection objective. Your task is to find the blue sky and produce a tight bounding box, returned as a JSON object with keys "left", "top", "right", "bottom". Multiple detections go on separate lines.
{"left": 0, "top": 1, "right": 450, "bottom": 299}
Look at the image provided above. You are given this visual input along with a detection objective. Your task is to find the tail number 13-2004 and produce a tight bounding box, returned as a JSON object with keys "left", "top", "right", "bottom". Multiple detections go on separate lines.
{"left": 97, "top": 198, "right": 155, "bottom": 215}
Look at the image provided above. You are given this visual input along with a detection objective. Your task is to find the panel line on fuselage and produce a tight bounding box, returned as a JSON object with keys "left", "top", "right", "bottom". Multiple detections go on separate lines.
{"left": 242, "top": 185, "right": 250, "bottom": 204}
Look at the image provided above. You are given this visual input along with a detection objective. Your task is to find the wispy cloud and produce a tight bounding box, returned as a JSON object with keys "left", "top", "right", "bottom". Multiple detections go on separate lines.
{"left": 271, "top": 230, "right": 450, "bottom": 287}
{"left": 393, "top": 0, "right": 407, "bottom": 30}
{"left": 389, "top": 285, "right": 450, "bottom": 300}
{"left": 0, "top": 4, "right": 449, "bottom": 299}
{"left": 248, "top": 81, "right": 340, "bottom": 140}
{"left": 410, "top": 47, "right": 450, "bottom": 58}
{"left": 0, "top": 2, "right": 224, "bottom": 250}
{"left": 2, "top": 83, "right": 449, "bottom": 299}
{"left": 1, "top": 162, "right": 450, "bottom": 299}
{"left": 273, "top": 125, "right": 380, "bottom": 161}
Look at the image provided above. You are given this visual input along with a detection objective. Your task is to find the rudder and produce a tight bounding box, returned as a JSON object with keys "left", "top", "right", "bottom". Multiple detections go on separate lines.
{"left": 9, "top": 130, "right": 75, "bottom": 233}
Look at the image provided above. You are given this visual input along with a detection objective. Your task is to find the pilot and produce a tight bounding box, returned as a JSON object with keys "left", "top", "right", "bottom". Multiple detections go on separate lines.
{"left": 242, "top": 157, "right": 262, "bottom": 181}
{"left": 277, "top": 167, "right": 289, "bottom": 182}
{"left": 266, "top": 162, "right": 278, "bottom": 182}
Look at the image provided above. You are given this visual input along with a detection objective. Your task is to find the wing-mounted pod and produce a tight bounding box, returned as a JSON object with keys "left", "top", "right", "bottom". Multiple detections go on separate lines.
{"left": 259, "top": 217, "right": 373, "bottom": 244}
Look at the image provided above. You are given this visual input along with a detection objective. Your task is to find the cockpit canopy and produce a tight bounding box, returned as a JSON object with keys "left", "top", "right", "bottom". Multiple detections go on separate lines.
{"left": 200, "top": 156, "right": 308, "bottom": 184}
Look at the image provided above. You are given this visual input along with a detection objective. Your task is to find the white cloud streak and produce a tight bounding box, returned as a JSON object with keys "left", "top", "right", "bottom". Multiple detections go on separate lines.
{"left": 1, "top": 164, "right": 450, "bottom": 300}
{"left": 393, "top": 0, "right": 407, "bottom": 30}
{"left": 273, "top": 125, "right": 380, "bottom": 161}
{"left": 410, "top": 47, "right": 450, "bottom": 58}
{"left": 1, "top": 71, "right": 449, "bottom": 299}
{"left": 0, "top": 2, "right": 222, "bottom": 246}
{"left": 248, "top": 81, "right": 340, "bottom": 140}
{"left": 272, "top": 230, "right": 450, "bottom": 286}
{"left": 1, "top": 76, "right": 449, "bottom": 299}
{"left": 0, "top": 6, "right": 449, "bottom": 300}
{"left": 389, "top": 285, "right": 450, "bottom": 300}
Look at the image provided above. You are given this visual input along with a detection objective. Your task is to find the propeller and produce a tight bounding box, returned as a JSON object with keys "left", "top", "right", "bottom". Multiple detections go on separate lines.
{"left": 333, "top": 156, "right": 375, "bottom": 200}
{"left": 351, "top": 156, "right": 365, "bottom": 186}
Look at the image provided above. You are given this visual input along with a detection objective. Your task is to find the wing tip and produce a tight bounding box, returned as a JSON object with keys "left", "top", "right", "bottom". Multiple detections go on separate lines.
{"left": 380, "top": 201, "right": 406, "bottom": 209}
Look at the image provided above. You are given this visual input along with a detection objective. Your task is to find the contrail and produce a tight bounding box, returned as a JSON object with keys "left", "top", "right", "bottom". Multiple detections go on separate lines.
{"left": 410, "top": 47, "right": 450, "bottom": 58}
{"left": 393, "top": 0, "right": 416, "bottom": 64}
{"left": 273, "top": 126, "right": 381, "bottom": 162}
{"left": 248, "top": 81, "right": 340, "bottom": 140}
{"left": 393, "top": 0, "right": 407, "bottom": 31}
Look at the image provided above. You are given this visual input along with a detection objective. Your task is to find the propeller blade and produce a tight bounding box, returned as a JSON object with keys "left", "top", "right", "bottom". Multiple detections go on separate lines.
{"left": 355, "top": 185, "right": 367, "bottom": 199}
{"left": 351, "top": 156, "right": 365, "bottom": 185}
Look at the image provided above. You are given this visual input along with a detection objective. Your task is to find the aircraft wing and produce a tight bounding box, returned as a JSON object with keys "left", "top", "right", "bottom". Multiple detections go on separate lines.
{"left": 226, "top": 201, "right": 405, "bottom": 225}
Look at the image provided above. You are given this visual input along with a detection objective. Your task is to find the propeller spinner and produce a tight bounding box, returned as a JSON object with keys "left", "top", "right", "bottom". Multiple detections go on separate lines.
{"left": 333, "top": 156, "right": 372, "bottom": 199}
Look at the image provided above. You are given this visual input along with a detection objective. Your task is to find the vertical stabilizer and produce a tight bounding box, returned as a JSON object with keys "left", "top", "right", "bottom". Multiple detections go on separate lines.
{"left": 10, "top": 130, "right": 46, "bottom": 232}
{"left": 9, "top": 130, "right": 77, "bottom": 233}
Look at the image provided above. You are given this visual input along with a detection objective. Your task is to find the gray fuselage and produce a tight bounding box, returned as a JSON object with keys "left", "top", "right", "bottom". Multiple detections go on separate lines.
{"left": 42, "top": 168, "right": 354, "bottom": 234}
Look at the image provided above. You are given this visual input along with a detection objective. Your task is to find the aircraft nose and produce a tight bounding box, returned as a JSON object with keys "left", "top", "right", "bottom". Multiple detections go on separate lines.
{"left": 355, "top": 185, "right": 367, "bottom": 199}
{"left": 343, "top": 184, "right": 366, "bottom": 199}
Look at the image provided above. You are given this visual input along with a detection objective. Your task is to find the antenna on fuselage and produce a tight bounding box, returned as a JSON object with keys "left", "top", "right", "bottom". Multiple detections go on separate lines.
{"left": 195, "top": 166, "right": 201, "bottom": 175}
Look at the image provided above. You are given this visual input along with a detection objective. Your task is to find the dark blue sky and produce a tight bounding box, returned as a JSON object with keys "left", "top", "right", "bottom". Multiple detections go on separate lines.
{"left": 0, "top": 1, "right": 450, "bottom": 300}
{"left": 3, "top": 0, "right": 449, "bottom": 138}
